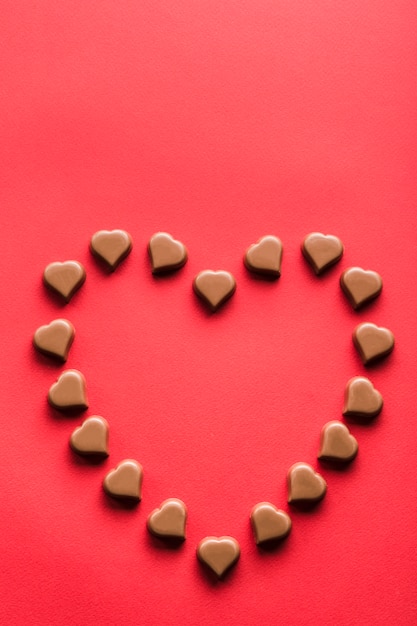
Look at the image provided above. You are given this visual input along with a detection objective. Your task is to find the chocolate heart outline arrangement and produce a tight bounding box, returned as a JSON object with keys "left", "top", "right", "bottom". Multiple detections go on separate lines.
{"left": 35, "top": 229, "right": 395, "bottom": 581}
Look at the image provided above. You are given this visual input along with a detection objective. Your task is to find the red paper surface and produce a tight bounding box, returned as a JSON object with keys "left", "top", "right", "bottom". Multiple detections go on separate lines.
{"left": 1, "top": 1, "right": 416, "bottom": 624}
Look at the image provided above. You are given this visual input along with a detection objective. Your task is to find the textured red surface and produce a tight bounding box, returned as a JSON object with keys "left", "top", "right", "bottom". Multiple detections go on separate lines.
{"left": 1, "top": 2, "right": 416, "bottom": 624}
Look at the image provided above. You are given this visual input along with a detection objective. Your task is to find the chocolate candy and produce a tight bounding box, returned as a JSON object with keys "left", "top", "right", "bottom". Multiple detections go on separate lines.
{"left": 193, "top": 270, "right": 236, "bottom": 312}
{"left": 250, "top": 503, "right": 292, "bottom": 545}
{"left": 90, "top": 229, "right": 132, "bottom": 271}
{"left": 148, "top": 232, "right": 188, "bottom": 274}
{"left": 197, "top": 536, "right": 240, "bottom": 578}
{"left": 340, "top": 267, "right": 382, "bottom": 309}
{"left": 103, "top": 459, "right": 143, "bottom": 502}
{"left": 287, "top": 462, "right": 327, "bottom": 505}
{"left": 43, "top": 261, "right": 86, "bottom": 303}
{"left": 318, "top": 421, "right": 358, "bottom": 463}
{"left": 342, "top": 376, "right": 383, "bottom": 419}
{"left": 244, "top": 235, "right": 283, "bottom": 278}
{"left": 301, "top": 233, "right": 344, "bottom": 275}
{"left": 70, "top": 416, "right": 109, "bottom": 457}
{"left": 33, "top": 319, "right": 75, "bottom": 362}
{"left": 147, "top": 498, "right": 187, "bottom": 541}
{"left": 48, "top": 369, "right": 88, "bottom": 412}
{"left": 353, "top": 322, "right": 395, "bottom": 365}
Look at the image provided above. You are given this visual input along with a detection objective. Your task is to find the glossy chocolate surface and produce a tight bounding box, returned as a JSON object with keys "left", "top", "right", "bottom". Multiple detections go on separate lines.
{"left": 353, "top": 322, "right": 395, "bottom": 365}
{"left": 33, "top": 319, "right": 75, "bottom": 362}
{"left": 250, "top": 503, "right": 292, "bottom": 545}
{"left": 287, "top": 462, "right": 327, "bottom": 505}
{"left": 70, "top": 416, "right": 109, "bottom": 457}
{"left": 318, "top": 421, "right": 358, "bottom": 463}
{"left": 301, "top": 232, "right": 343, "bottom": 275}
{"left": 193, "top": 270, "right": 236, "bottom": 312}
{"left": 197, "top": 536, "right": 240, "bottom": 578}
{"left": 43, "top": 261, "right": 86, "bottom": 303}
{"left": 48, "top": 369, "right": 88, "bottom": 412}
{"left": 244, "top": 235, "right": 283, "bottom": 278}
{"left": 103, "top": 459, "right": 143, "bottom": 502}
{"left": 147, "top": 498, "right": 187, "bottom": 541}
{"left": 90, "top": 229, "right": 132, "bottom": 271}
{"left": 148, "top": 232, "right": 187, "bottom": 274}
{"left": 342, "top": 376, "right": 383, "bottom": 419}
{"left": 340, "top": 267, "right": 382, "bottom": 309}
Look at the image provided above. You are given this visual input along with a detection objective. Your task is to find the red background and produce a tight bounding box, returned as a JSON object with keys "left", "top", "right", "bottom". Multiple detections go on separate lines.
{"left": 1, "top": 1, "right": 416, "bottom": 624}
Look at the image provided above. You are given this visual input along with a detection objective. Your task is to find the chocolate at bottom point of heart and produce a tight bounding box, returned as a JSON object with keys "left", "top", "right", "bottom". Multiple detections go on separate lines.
{"left": 147, "top": 498, "right": 187, "bottom": 541}
{"left": 197, "top": 536, "right": 240, "bottom": 578}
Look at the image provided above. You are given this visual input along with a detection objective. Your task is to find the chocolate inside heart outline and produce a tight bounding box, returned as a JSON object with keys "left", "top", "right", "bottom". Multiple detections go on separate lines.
{"left": 35, "top": 230, "right": 394, "bottom": 580}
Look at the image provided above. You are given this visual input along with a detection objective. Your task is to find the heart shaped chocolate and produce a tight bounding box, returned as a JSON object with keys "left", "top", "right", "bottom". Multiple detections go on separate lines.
{"left": 193, "top": 270, "right": 236, "bottom": 312}
{"left": 302, "top": 232, "right": 344, "bottom": 275}
{"left": 340, "top": 267, "right": 382, "bottom": 309}
{"left": 250, "top": 503, "right": 292, "bottom": 545}
{"left": 103, "top": 459, "right": 143, "bottom": 502}
{"left": 353, "top": 322, "right": 395, "bottom": 365}
{"left": 33, "top": 319, "right": 75, "bottom": 362}
{"left": 147, "top": 498, "right": 187, "bottom": 541}
{"left": 343, "top": 376, "right": 383, "bottom": 419}
{"left": 318, "top": 421, "right": 358, "bottom": 463}
{"left": 244, "top": 235, "right": 283, "bottom": 278}
{"left": 43, "top": 261, "right": 86, "bottom": 303}
{"left": 148, "top": 232, "right": 188, "bottom": 274}
{"left": 197, "top": 536, "right": 240, "bottom": 578}
{"left": 70, "top": 416, "right": 109, "bottom": 457}
{"left": 48, "top": 369, "right": 88, "bottom": 412}
{"left": 90, "top": 229, "right": 132, "bottom": 271}
{"left": 287, "top": 462, "right": 327, "bottom": 505}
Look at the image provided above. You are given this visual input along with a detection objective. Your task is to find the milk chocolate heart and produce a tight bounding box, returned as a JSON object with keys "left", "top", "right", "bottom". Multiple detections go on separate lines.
{"left": 302, "top": 232, "right": 344, "bottom": 275}
{"left": 343, "top": 376, "right": 383, "bottom": 419}
{"left": 90, "top": 229, "right": 132, "bottom": 271}
{"left": 197, "top": 536, "right": 240, "bottom": 578}
{"left": 43, "top": 261, "right": 86, "bottom": 303}
{"left": 340, "top": 267, "right": 382, "bottom": 309}
{"left": 147, "top": 498, "right": 187, "bottom": 541}
{"left": 193, "top": 270, "right": 236, "bottom": 312}
{"left": 250, "top": 503, "right": 292, "bottom": 545}
{"left": 70, "top": 416, "right": 109, "bottom": 457}
{"left": 287, "top": 462, "right": 327, "bottom": 505}
{"left": 48, "top": 369, "right": 88, "bottom": 412}
{"left": 148, "top": 232, "right": 188, "bottom": 274}
{"left": 353, "top": 322, "right": 395, "bottom": 365}
{"left": 244, "top": 235, "right": 283, "bottom": 278}
{"left": 318, "top": 421, "right": 358, "bottom": 463}
{"left": 103, "top": 459, "right": 143, "bottom": 501}
{"left": 33, "top": 319, "right": 75, "bottom": 362}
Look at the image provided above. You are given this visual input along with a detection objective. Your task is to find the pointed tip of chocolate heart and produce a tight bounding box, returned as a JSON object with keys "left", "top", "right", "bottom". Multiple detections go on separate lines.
{"left": 301, "top": 232, "right": 344, "bottom": 275}
{"left": 48, "top": 369, "right": 88, "bottom": 412}
{"left": 197, "top": 536, "right": 240, "bottom": 578}
{"left": 148, "top": 232, "right": 188, "bottom": 274}
{"left": 90, "top": 229, "right": 132, "bottom": 271}
{"left": 287, "top": 462, "right": 327, "bottom": 506}
{"left": 43, "top": 261, "right": 86, "bottom": 303}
